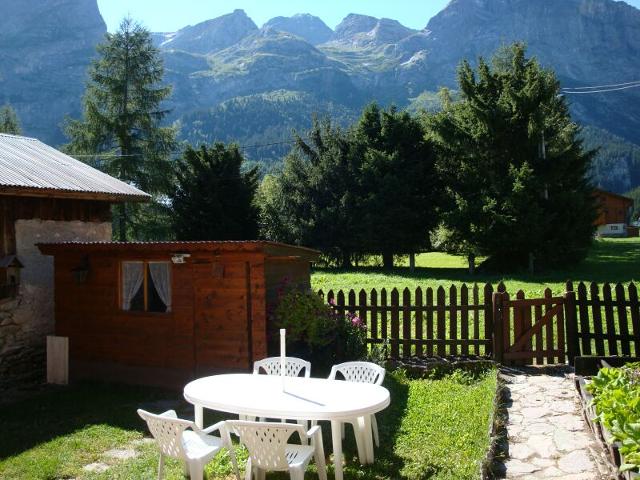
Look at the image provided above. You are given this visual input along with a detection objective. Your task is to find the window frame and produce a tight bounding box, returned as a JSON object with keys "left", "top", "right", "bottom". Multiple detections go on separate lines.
{"left": 119, "top": 260, "right": 173, "bottom": 314}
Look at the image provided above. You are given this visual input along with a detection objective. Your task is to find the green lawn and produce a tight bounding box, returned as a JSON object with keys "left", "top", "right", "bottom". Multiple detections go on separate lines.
{"left": 312, "top": 238, "right": 640, "bottom": 298}
{"left": 0, "top": 369, "right": 497, "bottom": 480}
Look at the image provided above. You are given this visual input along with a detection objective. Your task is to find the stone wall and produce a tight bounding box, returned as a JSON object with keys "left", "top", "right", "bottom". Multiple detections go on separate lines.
{"left": 0, "top": 219, "right": 111, "bottom": 389}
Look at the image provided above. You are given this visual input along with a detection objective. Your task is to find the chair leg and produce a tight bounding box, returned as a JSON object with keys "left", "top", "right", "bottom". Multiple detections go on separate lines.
{"left": 157, "top": 454, "right": 164, "bottom": 480}
{"left": 372, "top": 414, "right": 380, "bottom": 447}
{"left": 313, "top": 430, "right": 328, "bottom": 480}
{"left": 353, "top": 419, "right": 367, "bottom": 464}
{"left": 244, "top": 458, "right": 253, "bottom": 480}
{"left": 188, "top": 461, "right": 204, "bottom": 480}
{"left": 227, "top": 446, "right": 241, "bottom": 480}
{"left": 289, "top": 467, "right": 304, "bottom": 480}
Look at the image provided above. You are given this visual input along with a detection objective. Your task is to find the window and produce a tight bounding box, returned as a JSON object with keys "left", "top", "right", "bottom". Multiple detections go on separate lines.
{"left": 611, "top": 225, "right": 619, "bottom": 231}
{"left": 121, "top": 261, "right": 172, "bottom": 313}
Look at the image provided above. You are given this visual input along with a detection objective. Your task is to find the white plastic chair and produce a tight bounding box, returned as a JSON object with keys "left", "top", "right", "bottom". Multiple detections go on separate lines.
{"left": 328, "top": 361, "right": 386, "bottom": 448}
{"left": 226, "top": 420, "right": 327, "bottom": 480}
{"left": 253, "top": 356, "right": 311, "bottom": 378}
{"left": 251, "top": 357, "right": 312, "bottom": 431}
{"left": 138, "top": 409, "right": 239, "bottom": 480}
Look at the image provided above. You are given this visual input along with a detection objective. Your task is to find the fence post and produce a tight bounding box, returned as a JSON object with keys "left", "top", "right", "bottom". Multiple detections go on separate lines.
{"left": 564, "top": 289, "right": 579, "bottom": 366}
{"left": 492, "top": 292, "right": 504, "bottom": 363}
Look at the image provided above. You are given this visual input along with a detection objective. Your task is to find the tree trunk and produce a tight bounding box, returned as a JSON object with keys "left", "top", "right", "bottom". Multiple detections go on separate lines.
{"left": 382, "top": 252, "right": 394, "bottom": 270}
{"left": 468, "top": 254, "right": 476, "bottom": 275}
{"left": 341, "top": 252, "right": 352, "bottom": 269}
{"left": 409, "top": 253, "right": 416, "bottom": 272}
{"left": 528, "top": 252, "right": 535, "bottom": 274}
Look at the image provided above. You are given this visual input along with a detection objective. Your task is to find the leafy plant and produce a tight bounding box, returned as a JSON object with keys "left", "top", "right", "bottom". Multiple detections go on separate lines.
{"left": 271, "top": 284, "right": 367, "bottom": 373}
{"left": 587, "top": 364, "right": 640, "bottom": 472}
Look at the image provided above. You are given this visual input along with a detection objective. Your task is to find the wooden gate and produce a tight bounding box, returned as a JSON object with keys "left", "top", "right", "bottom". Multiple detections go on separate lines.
{"left": 493, "top": 290, "right": 571, "bottom": 365}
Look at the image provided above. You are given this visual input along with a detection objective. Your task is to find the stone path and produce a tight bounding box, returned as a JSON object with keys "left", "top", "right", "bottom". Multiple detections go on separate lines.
{"left": 499, "top": 366, "right": 614, "bottom": 479}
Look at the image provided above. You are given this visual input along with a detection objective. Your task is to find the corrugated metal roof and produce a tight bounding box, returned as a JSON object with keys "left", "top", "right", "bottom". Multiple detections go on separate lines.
{"left": 0, "top": 133, "right": 150, "bottom": 201}
{"left": 36, "top": 240, "right": 322, "bottom": 259}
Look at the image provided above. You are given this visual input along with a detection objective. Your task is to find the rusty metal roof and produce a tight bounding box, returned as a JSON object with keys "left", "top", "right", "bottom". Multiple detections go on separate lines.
{"left": 0, "top": 133, "right": 150, "bottom": 201}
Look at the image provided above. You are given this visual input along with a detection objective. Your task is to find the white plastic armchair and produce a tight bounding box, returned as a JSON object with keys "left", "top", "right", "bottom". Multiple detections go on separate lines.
{"left": 328, "top": 361, "right": 386, "bottom": 449}
{"left": 137, "top": 409, "right": 239, "bottom": 480}
{"left": 253, "top": 356, "right": 311, "bottom": 378}
{"left": 226, "top": 420, "right": 327, "bottom": 480}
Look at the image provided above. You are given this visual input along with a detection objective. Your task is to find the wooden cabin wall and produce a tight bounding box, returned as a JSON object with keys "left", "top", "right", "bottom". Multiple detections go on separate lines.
{"left": 53, "top": 250, "right": 267, "bottom": 387}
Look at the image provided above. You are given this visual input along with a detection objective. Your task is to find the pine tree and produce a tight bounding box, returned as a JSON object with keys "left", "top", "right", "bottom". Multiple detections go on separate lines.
{"left": 0, "top": 105, "right": 21, "bottom": 135}
{"left": 428, "top": 43, "right": 596, "bottom": 271}
{"left": 355, "top": 104, "right": 440, "bottom": 269}
{"left": 260, "top": 117, "right": 366, "bottom": 267}
{"left": 172, "top": 144, "right": 260, "bottom": 241}
{"left": 65, "top": 17, "right": 175, "bottom": 241}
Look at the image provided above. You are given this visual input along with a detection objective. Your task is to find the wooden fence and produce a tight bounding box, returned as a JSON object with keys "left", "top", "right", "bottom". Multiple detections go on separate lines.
{"left": 319, "top": 281, "right": 640, "bottom": 365}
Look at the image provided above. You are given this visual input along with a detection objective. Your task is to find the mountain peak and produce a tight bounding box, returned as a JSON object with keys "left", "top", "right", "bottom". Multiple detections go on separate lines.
{"left": 334, "top": 13, "right": 379, "bottom": 40}
{"left": 263, "top": 13, "right": 333, "bottom": 45}
{"left": 160, "top": 9, "right": 258, "bottom": 54}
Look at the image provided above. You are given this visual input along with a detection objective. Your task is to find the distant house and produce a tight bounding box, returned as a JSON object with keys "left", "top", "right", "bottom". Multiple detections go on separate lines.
{"left": 0, "top": 133, "right": 149, "bottom": 389}
{"left": 594, "top": 189, "right": 635, "bottom": 237}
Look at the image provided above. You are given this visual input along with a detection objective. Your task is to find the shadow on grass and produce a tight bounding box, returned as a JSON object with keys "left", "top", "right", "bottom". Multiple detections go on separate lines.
{"left": 0, "top": 377, "right": 412, "bottom": 479}
{"left": 0, "top": 382, "right": 183, "bottom": 460}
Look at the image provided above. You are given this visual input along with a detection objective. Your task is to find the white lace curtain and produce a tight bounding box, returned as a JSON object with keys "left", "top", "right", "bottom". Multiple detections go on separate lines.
{"left": 122, "top": 262, "right": 144, "bottom": 311}
{"left": 149, "top": 262, "right": 172, "bottom": 312}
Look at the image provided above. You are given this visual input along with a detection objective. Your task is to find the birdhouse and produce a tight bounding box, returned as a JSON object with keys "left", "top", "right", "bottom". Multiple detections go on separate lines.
{"left": 0, "top": 255, "right": 23, "bottom": 286}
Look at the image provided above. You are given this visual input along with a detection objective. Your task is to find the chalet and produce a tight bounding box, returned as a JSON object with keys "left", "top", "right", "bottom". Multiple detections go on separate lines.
{"left": 0, "top": 133, "right": 149, "bottom": 389}
{"left": 594, "top": 189, "right": 635, "bottom": 237}
{"left": 37, "top": 241, "right": 319, "bottom": 388}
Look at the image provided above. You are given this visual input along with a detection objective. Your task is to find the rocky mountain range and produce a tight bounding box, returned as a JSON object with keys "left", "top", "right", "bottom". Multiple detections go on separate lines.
{"left": 2, "top": 0, "right": 640, "bottom": 192}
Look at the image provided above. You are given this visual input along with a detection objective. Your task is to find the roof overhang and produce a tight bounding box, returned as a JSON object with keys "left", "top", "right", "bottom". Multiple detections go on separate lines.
{"left": 0, "top": 185, "right": 150, "bottom": 203}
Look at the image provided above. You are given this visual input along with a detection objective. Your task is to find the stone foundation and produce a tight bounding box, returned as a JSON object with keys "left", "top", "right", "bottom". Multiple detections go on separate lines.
{"left": 0, "top": 219, "right": 111, "bottom": 390}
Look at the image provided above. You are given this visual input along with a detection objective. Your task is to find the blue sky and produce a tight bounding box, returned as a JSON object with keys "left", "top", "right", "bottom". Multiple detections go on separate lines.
{"left": 97, "top": 0, "right": 640, "bottom": 33}
{"left": 96, "top": 0, "right": 462, "bottom": 32}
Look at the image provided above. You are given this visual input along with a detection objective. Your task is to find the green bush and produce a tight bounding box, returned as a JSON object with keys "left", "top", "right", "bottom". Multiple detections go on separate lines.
{"left": 271, "top": 286, "right": 367, "bottom": 374}
{"left": 587, "top": 363, "right": 640, "bottom": 472}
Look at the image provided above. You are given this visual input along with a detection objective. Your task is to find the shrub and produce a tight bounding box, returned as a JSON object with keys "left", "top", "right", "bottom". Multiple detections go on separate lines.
{"left": 271, "top": 286, "right": 367, "bottom": 374}
{"left": 587, "top": 363, "right": 640, "bottom": 472}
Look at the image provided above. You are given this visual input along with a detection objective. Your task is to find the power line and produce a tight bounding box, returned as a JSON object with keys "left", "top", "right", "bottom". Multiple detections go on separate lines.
{"left": 562, "top": 80, "right": 640, "bottom": 90}
{"left": 562, "top": 81, "right": 640, "bottom": 94}
{"left": 69, "top": 139, "right": 300, "bottom": 159}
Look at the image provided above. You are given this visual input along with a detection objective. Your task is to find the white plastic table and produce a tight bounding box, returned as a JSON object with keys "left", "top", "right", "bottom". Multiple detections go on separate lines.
{"left": 183, "top": 373, "right": 390, "bottom": 480}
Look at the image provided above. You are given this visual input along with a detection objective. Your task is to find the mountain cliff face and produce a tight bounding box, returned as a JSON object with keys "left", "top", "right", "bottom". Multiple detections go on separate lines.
{"left": 0, "top": 0, "right": 106, "bottom": 143}
{"left": 263, "top": 14, "right": 333, "bottom": 45}
{"left": 2, "top": 0, "right": 640, "bottom": 191}
{"left": 160, "top": 9, "right": 257, "bottom": 54}
{"left": 421, "top": 0, "right": 640, "bottom": 145}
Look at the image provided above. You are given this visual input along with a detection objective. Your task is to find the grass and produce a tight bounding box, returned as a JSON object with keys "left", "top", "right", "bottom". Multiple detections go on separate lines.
{"left": 0, "top": 369, "right": 497, "bottom": 480}
{"left": 312, "top": 238, "right": 640, "bottom": 298}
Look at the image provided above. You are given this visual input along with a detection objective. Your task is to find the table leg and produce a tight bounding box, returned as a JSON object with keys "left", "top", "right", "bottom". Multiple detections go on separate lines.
{"left": 330, "top": 420, "right": 344, "bottom": 480}
{"left": 195, "top": 404, "right": 203, "bottom": 429}
{"left": 362, "top": 415, "right": 374, "bottom": 463}
{"left": 353, "top": 418, "right": 367, "bottom": 464}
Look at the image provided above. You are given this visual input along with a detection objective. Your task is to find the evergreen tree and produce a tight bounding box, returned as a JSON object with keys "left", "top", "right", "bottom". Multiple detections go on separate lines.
{"left": 0, "top": 105, "right": 21, "bottom": 135}
{"left": 428, "top": 43, "right": 596, "bottom": 271}
{"left": 260, "top": 117, "right": 365, "bottom": 267}
{"left": 65, "top": 17, "right": 175, "bottom": 241}
{"left": 355, "top": 104, "right": 440, "bottom": 269}
{"left": 172, "top": 144, "right": 260, "bottom": 241}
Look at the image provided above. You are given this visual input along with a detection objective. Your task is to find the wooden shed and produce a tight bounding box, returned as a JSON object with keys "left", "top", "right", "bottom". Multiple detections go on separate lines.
{"left": 37, "top": 241, "right": 320, "bottom": 387}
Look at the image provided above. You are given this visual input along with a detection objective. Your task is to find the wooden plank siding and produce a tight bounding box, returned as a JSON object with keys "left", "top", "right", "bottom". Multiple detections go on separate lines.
{"left": 40, "top": 242, "right": 318, "bottom": 388}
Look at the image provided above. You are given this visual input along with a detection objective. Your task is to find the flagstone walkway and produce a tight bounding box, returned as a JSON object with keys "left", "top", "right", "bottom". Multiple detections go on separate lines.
{"left": 499, "top": 366, "right": 614, "bottom": 479}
